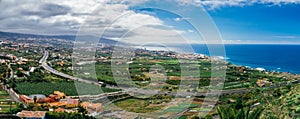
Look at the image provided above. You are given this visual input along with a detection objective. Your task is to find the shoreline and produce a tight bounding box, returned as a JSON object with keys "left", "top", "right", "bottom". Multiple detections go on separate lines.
{"left": 228, "top": 60, "right": 300, "bottom": 75}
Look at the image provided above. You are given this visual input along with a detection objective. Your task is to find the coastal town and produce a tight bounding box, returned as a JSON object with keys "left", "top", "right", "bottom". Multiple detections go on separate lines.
{"left": 0, "top": 32, "right": 299, "bottom": 119}
{"left": 1, "top": 0, "right": 300, "bottom": 118}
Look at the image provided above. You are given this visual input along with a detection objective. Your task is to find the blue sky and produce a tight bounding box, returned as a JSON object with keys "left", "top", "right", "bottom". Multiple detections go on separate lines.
{"left": 133, "top": 0, "right": 300, "bottom": 44}
{"left": 208, "top": 4, "right": 300, "bottom": 44}
{"left": 0, "top": 0, "right": 300, "bottom": 44}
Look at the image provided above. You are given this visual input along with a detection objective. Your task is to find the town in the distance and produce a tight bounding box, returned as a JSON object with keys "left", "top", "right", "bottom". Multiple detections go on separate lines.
{"left": 0, "top": 31, "right": 299, "bottom": 119}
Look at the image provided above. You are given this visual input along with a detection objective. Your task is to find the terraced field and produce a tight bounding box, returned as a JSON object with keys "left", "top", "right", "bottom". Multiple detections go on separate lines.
{"left": 0, "top": 86, "right": 18, "bottom": 114}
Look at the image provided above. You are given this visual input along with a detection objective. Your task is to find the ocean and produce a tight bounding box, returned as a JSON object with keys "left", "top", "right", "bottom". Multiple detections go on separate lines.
{"left": 190, "top": 44, "right": 300, "bottom": 74}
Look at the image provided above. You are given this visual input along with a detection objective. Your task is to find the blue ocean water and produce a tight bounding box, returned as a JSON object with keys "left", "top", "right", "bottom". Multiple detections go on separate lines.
{"left": 191, "top": 44, "right": 300, "bottom": 74}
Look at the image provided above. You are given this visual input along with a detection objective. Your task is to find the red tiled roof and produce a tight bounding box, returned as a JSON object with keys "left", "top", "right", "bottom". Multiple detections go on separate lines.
{"left": 17, "top": 110, "right": 46, "bottom": 118}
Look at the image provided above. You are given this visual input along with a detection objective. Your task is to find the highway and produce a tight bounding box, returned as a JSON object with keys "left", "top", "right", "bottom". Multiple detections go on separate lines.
{"left": 40, "top": 51, "right": 103, "bottom": 85}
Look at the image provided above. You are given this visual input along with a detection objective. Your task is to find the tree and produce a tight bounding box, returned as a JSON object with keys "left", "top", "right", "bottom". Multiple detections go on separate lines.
{"left": 217, "top": 105, "right": 237, "bottom": 119}
{"left": 191, "top": 115, "right": 201, "bottom": 119}
{"left": 217, "top": 105, "right": 264, "bottom": 119}
{"left": 101, "top": 83, "right": 107, "bottom": 87}
{"left": 16, "top": 70, "right": 24, "bottom": 77}
{"left": 235, "top": 99, "right": 243, "bottom": 110}
{"left": 33, "top": 96, "right": 37, "bottom": 103}
{"left": 9, "top": 103, "right": 24, "bottom": 114}
{"left": 2, "top": 79, "right": 6, "bottom": 85}
{"left": 11, "top": 82, "right": 16, "bottom": 89}
{"left": 27, "top": 103, "right": 35, "bottom": 110}
{"left": 78, "top": 106, "right": 88, "bottom": 115}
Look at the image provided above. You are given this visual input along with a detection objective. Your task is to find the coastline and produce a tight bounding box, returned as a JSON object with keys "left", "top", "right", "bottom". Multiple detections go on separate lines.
{"left": 190, "top": 44, "right": 300, "bottom": 75}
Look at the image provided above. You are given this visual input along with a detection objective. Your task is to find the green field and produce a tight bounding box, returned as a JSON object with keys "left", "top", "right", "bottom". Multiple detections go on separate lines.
{"left": 15, "top": 81, "right": 120, "bottom": 96}
{"left": 0, "top": 90, "right": 19, "bottom": 114}
{"left": 164, "top": 102, "right": 198, "bottom": 113}
{"left": 114, "top": 98, "right": 165, "bottom": 113}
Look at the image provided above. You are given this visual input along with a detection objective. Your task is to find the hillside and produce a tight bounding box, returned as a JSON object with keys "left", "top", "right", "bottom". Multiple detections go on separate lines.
{"left": 262, "top": 84, "right": 300, "bottom": 118}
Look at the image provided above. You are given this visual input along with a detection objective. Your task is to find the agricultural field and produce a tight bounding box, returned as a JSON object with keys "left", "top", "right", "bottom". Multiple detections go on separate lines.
{"left": 14, "top": 81, "right": 120, "bottom": 96}
{"left": 114, "top": 98, "right": 164, "bottom": 113}
{"left": 164, "top": 102, "right": 198, "bottom": 113}
{"left": 48, "top": 50, "right": 288, "bottom": 92}
{"left": 93, "top": 58, "right": 286, "bottom": 91}
{"left": 113, "top": 95, "right": 172, "bottom": 113}
{"left": 0, "top": 86, "right": 18, "bottom": 114}
{"left": 262, "top": 84, "right": 300, "bottom": 118}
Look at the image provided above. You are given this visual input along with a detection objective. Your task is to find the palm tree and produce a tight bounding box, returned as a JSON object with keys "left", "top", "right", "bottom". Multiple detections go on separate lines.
{"left": 217, "top": 105, "right": 237, "bottom": 119}
{"left": 217, "top": 105, "right": 264, "bottom": 119}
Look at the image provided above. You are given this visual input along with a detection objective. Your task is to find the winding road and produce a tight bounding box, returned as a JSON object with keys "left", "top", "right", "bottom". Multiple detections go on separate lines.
{"left": 40, "top": 51, "right": 102, "bottom": 85}
{"left": 4, "top": 63, "right": 27, "bottom": 107}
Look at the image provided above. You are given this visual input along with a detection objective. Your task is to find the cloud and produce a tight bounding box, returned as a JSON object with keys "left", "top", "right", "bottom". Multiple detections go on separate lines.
{"left": 273, "top": 35, "right": 297, "bottom": 39}
{"left": 20, "top": 4, "right": 71, "bottom": 18}
{"left": 174, "top": 17, "right": 190, "bottom": 22}
{"left": 0, "top": 0, "right": 159, "bottom": 36}
{"left": 176, "top": 0, "right": 300, "bottom": 9}
{"left": 3, "top": 0, "right": 297, "bottom": 45}
{"left": 0, "top": 0, "right": 190, "bottom": 46}
{"left": 188, "top": 30, "right": 194, "bottom": 33}
{"left": 120, "top": 26, "right": 188, "bottom": 44}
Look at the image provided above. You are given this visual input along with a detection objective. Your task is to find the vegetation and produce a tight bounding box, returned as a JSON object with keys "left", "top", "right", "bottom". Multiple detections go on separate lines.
{"left": 114, "top": 95, "right": 172, "bottom": 113}
{"left": 164, "top": 102, "right": 198, "bottom": 113}
{"left": 217, "top": 105, "right": 264, "bottom": 119}
{"left": 15, "top": 81, "right": 120, "bottom": 96}
{"left": 262, "top": 84, "right": 300, "bottom": 118}
{"left": 46, "top": 111, "right": 95, "bottom": 119}
{"left": 0, "top": 63, "right": 9, "bottom": 81}
{"left": 0, "top": 88, "right": 22, "bottom": 114}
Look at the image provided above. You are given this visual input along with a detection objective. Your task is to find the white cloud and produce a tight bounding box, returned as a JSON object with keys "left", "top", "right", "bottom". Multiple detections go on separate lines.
{"left": 188, "top": 30, "right": 194, "bottom": 33}
{"left": 177, "top": 0, "right": 300, "bottom": 9}
{"left": 112, "top": 12, "right": 163, "bottom": 29}
{"left": 273, "top": 35, "right": 297, "bottom": 39}
{"left": 120, "top": 26, "right": 188, "bottom": 44}
{"left": 174, "top": 17, "right": 190, "bottom": 22}
{"left": 0, "top": 0, "right": 190, "bottom": 45}
{"left": 0, "top": 0, "right": 154, "bottom": 36}
{"left": 2, "top": 0, "right": 298, "bottom": 45}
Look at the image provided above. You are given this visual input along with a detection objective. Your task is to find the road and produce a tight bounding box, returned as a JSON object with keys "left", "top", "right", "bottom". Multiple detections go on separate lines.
{"left": 4, "top": 86, "right": 25, "bottom": 106}
{"left": 9, "top": 64, "right": 13, "bottom": 80}
{"left": 40, "top": 51, "right": 103, "bottom": 85}
{"left": 40, "top": 51, "right": 300, "bottom": 99}
{"left": 39, "top": 51, "right": 251, "bottom": 98}
{"left": 4, "top": 63, "right": 27, "bottom": 107}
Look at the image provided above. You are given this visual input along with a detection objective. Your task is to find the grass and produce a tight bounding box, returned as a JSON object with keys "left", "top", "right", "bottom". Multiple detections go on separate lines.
{"left": 114, "top": 98, "right": 165, "bottom": 113}
{"left": 191, "top": 107, "right": 211, "bottom": 112}
{"left": 164, "top": 102, "right": 198, "bottom": 113}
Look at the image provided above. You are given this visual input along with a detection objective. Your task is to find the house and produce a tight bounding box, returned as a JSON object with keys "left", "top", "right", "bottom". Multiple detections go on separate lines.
{"left": 256, "top": 79, "right": 272, "bottom": 87}
{"left": 54, "top": 91, "right": 66, "bottom": 99}
{"left": 48, "top": 94, "right": 60, "bottom": 102}
{"left": 55, "top": 108, "right": 65, "bottom": 113}
{"left": 19, "top": 95, "right": 34, "bottom": 105}
{"left": 54, "top": 107, "right": 78, "bottom": 113}
{"left": 80, "top": 102, "right": 103, "bottom": 113}
{"left": 49, "top": 102, "right": 68, "bottom": 107}
{"left": 65, "top": 98, "right": 79, "bottom": 108}
{"left": 37, "top": 97, "right": 51, "bottom": 103}
{"left": 30, "top": 67, "right": 36, "bottom": 72}
{"left": 67, "top": 98, "right": 79, "bottom": 105}
{"left": 17, "top": 110, "right": 46, "bottom": 119}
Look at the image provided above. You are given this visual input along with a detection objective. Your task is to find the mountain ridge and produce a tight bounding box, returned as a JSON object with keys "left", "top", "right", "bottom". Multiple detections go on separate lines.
{"left": 0, "top": 31, "right": 119, "bottom": 45}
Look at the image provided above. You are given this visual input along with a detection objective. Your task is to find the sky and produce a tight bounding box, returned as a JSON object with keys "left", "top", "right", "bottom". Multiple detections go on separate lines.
{"left": 0, "top": 0, "right": 300, "bottom": 44}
